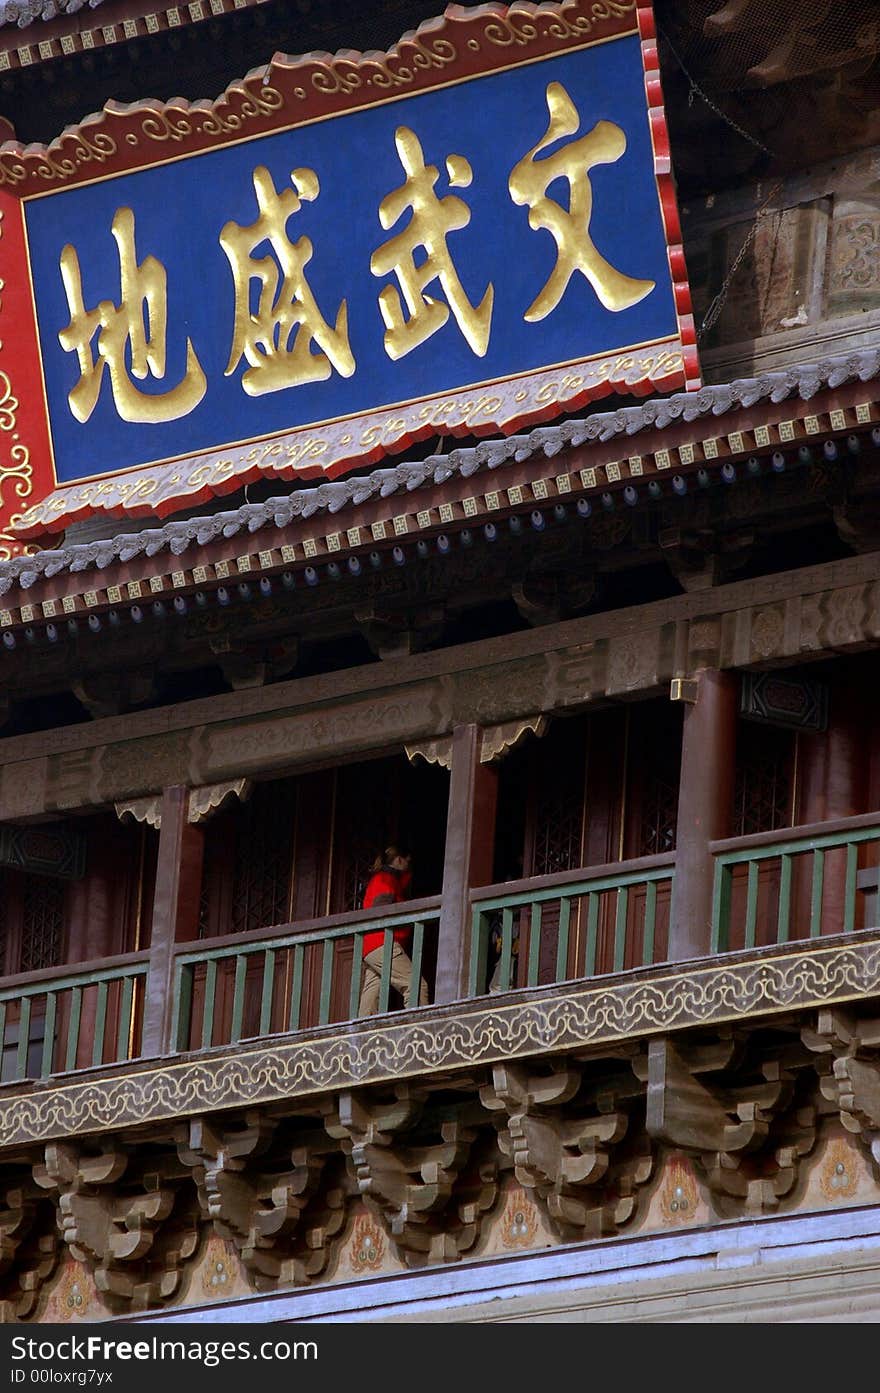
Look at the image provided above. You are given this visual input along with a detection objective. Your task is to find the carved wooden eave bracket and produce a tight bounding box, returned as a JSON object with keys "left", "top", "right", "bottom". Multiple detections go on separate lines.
{"left": 406, "top": 716, "right": 549, "bottom": 770}
{"left": 177, "top": 1113, "right": 345, "bottom": 1290}
{"left": 480, "top": 715, "right": 549, "bottom": 764}
{"left": 659, "top": 525, "right": 755, "bottom": 593}
{"left": 116, "top": 779, "right": 253, "bottom": 829}
{"left": 802, "top": 1007, "right": 880, "bottom": 1174}
{"left": 356, "top": 606, "right": 446, "bottom": 662}
{"left": 72, "top": 670, "right": 158, "bottom": 720}
{"left": 639, "top": 1035, "right": 817, "bottom": 1217}
{"left": 480, "top": 1058, "right": 652, "bottom": 1239}
{"left": 0, "top": 1170, "right": 58, "bottom": 1321}
{"left": 8, "top": 998, "right": 880, "bottom": 1306}
{"left": 404, "top": 736, "right": 453, "bottom": 772}
{"left": 32, "top": 1141, "right": 199, "bottom": 1312}
{"left": 699, "top": 0, "right": 879, "bottom": 88}
{"left": 325, "top": 1085, "right": 496, "bottom": 1267}
{"left": 512, "top": 570, "right": 597, "bottom": 626}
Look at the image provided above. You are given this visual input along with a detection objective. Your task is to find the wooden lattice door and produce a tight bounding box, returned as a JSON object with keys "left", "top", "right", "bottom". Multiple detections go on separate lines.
{"left": 0, "top": 869, "right": 66, "bottom": 1080}
{"left": 196, "top": 779, "right": 298, "bottom": 1043}
{"left": 518, "top": 719, "right": 589, "bottom": 987}
{"left": 616, "top": 700, "right": 682, "bottom": 971}
{"left": 727, "top": 721, "right": 797, "bottom": 950}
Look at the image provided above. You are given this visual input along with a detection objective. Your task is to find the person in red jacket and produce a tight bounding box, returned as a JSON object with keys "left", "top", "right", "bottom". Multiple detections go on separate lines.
{"left": 358, "top": 845, "right": 429, "bottom": 1016}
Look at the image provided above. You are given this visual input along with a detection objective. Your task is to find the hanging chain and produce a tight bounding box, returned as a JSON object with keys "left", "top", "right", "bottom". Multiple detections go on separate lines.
{"left": 656, "top": 26, "right": 786, "bottom": 343}
{"left": 659, "top": 27, "right": 775, "bottom": 157}
{"left": 698, "top": 181, "right": 784, "bottom": 341}
{"left": 680, "top": 68, "right": 773, "bottom": 157}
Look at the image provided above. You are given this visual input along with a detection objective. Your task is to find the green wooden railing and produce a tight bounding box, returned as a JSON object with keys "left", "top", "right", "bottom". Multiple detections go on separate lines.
{"left": 468, "top": 855, "right": 675, "bottom": 995}
{"left": 170, "top": 898, "right": 442, "bottom": 1051}
{"left": 8, "top": 814, "right": 880, "bottom": 1083}
{"left": 0, "top": 954, "right": 149, "bottom": 1082}
{"left": 711, "top": 813, "right": 880, "bottom": 951}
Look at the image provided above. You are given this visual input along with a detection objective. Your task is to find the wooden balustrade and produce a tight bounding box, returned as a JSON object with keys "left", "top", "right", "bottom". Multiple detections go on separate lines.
{"left": 468, "top": 854, "right": 676, "bottom": 995}
{"left": 169, "top": 897, "right": 442, "bottom": 1052}
{"left": 0, "top": 952, "right": 149, "bottom": 1082}
{"left": 4, "top": 811, "right": 880, "bottom": 1086}
{"left": 710, "top": 812, "right": 880, "bottom": 951}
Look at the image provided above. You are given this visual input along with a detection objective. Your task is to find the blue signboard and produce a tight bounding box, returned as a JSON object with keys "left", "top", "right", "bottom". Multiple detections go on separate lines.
{"left": 9, "top": 1, "right": 698, "bottom": 535}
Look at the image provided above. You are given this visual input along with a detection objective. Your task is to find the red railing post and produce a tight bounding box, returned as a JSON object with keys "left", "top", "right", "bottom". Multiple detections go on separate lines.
{"left": 142, "top": 786, "right": 204, "bottom": 1057}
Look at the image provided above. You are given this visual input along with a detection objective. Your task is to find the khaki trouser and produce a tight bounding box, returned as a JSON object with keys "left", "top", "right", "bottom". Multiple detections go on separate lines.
{"left": 358, "top": 942, "right": 429, "bottom": 1017}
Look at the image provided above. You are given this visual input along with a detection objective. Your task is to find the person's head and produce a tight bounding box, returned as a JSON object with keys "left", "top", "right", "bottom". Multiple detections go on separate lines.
{"left": 372, "top": 844, "right": 412, "bottom": 874}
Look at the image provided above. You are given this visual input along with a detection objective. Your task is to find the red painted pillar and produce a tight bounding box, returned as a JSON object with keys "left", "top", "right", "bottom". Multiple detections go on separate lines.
{"left": 797, "top": 679, "right": 868, "bottom": 932}
{"left": 669, "top": 670, "right": 738, "bottom": 961}
{"left": 141, "top": 786, "right": 204, "bottom": 1057}
{"left": 435, "top": 726, "right": 498, "bottom": 1004}
{"left": 798, "top": 682, "right": 867, "bottom": 825}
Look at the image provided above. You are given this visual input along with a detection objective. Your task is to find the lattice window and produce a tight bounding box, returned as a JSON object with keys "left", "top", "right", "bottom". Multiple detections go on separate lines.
{"left": 733, "top": 723, "right": 794, "bottom": 837}
{"left": 638, "top": 748, "right": 680, "bottom": 857}
{"left": 532, "top": 786, "right": 583, "bottom": 875}
{"left": 197, "top": 871, "right": 212, "bottom": 941}
{"left": 625, "top": 703, "right": 683, "bottom": 859}
{"left": 229, "top": 783, "right": 294, "bottom": 934}
{"left": 530, "top": 729, "right": 586, "bottom": 876}
{"left": 336, "top": 763, "right": 399, "bottom": 912}
{"left": 0, "top": 878, "right": 7, "bottom": 972}
{"left": 341, "top": 841, "right": 377, "bottom": 916}
{"left": 19, "top": 874, "right": 64, "bottom": 972}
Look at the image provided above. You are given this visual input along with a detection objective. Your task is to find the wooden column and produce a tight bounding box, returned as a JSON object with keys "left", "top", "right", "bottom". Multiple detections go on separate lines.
{"left": 669, "top": 670, "right": 738, "bottom": 961}
{"left": 798, "top": 676, "right": 868, "bottom": 932}
{"left": 798, "top": 681, "right": 867, "bottom": 825}
{"left": 435, "top": 725, "right": 498, "bottom": 1005}
{"left": 142, "top": 786, "right": 204, "bottom": 1058}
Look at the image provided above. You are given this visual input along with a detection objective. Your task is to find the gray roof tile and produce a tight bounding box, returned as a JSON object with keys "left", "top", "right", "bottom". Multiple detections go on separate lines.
{"left": 2, "top": 348, "right": 878, "bottom": 594}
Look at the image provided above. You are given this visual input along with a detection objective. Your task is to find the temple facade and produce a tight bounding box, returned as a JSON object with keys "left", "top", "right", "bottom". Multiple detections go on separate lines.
{"left": 0, "top": 0, "right": 879, "bottom": 1323}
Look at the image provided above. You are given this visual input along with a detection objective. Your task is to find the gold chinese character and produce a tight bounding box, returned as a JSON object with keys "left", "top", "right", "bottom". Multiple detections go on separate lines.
{"left": 371, "top": 127, "right": 493, "bottom": 360}
{"left": 509, "top": 82, "right": 655, "bottom": 321}
{"left": 221, "top": 165, "right": 355, "bottom": 396}
{"left": 59, "top": 207, "right": 206, "bottom": 424}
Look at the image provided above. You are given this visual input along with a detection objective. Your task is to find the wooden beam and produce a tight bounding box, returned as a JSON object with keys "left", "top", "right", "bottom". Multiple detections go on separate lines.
{"left": 0, "top": 546, "right": 874, "bottom": 773}
{"left": 141, "top": 786, "right": 204, "bottom": 1058}
{"left": 669, "top": 669, "right": 738, "bottom": 960}
{"left": 435, "top": 725, "right": 498, "bottom": 1005}
{"left": 5, "top": 548, "right": 880, "bottom": 821}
